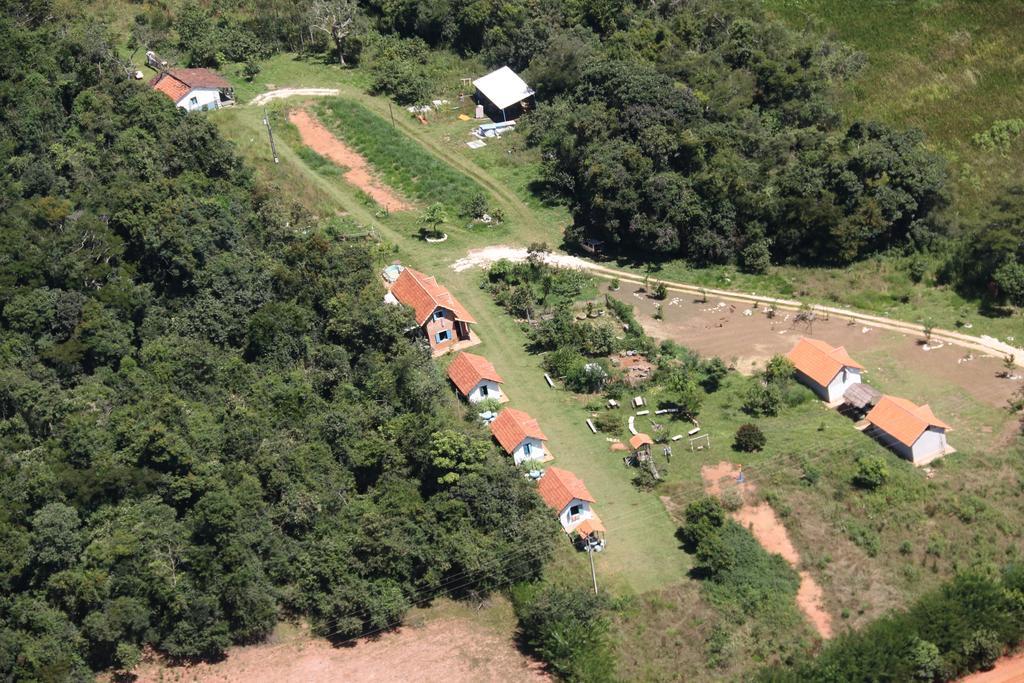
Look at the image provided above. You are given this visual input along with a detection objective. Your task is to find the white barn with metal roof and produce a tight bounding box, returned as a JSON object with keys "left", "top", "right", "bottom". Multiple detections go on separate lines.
{"left": 473, "top": 66, "right": 535, "bottom": 121}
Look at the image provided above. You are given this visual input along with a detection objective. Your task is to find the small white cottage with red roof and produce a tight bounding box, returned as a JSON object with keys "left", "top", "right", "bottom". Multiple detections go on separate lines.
{"left": 537, "top": 467, "right": 605, "bottom": 542}
{"left": 446, "top": 352, "right": 507, "bottom": 403}
{"left": 489, "top": 408, "right": 550, "bottom": 466}
{"left": 149, "top": 68, "right": 234, "bottom": 112}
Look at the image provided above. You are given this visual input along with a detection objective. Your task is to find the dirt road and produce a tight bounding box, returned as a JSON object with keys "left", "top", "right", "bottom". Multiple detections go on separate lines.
{"left": 451, "top": 245, "right": 1024, "bottom": 368}
{"left": 249, "top": 88, "right": 339, "bottom": 106}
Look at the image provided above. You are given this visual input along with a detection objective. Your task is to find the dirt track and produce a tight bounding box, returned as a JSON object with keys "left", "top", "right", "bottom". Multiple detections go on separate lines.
{"left": 701, "top": 462, "right": 834, "bottom": 639}
{"left": 288, "top": 109, "right": 412, "bottom": 211}
{"left": 249, "top": 88, "right": 339, "bottom": 106}
{"left": 960, "top": 652, "right": 1024, "bottom": 682}
{"left": 131, "top": 618, "right": 549, "bottom": 683}
{"left": 450, "top": 245, "right": 1024, "bottom": 368}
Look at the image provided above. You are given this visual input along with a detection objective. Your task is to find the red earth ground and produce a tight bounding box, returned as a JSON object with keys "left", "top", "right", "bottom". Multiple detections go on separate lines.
{"left": 701, "top": 461, "right": 834, "bottom": 639}
{"left": 129, "top": 617, "right": 550, "bottom": 683}
{"left": 288, "top": 109, "right": 413, "bottom": 212}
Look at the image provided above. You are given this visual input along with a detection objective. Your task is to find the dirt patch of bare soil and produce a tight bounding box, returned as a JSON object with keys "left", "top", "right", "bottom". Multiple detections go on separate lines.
{"left": 960, "top": 651, "right": 1024, "bottom": 682}
{"left": 130, "top": 618, "right": 550, "bottom": 683}
{"left": 614, "top": 289, "right": 1019, "bottom": 409}
{"left": 610, "top": 352, "right": 655, "bottom": 385}
{"left": 700, "top": 462, "right": 834, "bottom": 639}
{"left": 288, "top": 109, "right": 413, "bottom": 212}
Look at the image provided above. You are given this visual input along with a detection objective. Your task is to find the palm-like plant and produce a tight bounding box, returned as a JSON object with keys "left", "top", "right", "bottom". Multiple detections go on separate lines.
{"left": 419, "top": 203, "right": 447, "bottom": 240}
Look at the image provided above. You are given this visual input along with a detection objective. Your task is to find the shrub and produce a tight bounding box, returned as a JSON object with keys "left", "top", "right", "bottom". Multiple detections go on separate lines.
{"left": 853, "top": 455, "right": 889, "bottom": 490}
{"left": 652, "top": 281, "right": 668, "bottom": 300}
{"left": 733, "top": 424, "right": 766, "bottom": 452}
{"left": 742, "top": 380, "right": 783, "bottom": 417}
{"left": 593, "top": 411, "right": 620, "bottom": 434}
{"left": 632, "top": 466, "right": 661, "bottom": 491}
{"left": 511, "top": 583, "right": 615, "bottom": 683}
{"left": 461, "top": 192, "right": 489, "bottom": 219}
{"left": 740, "top": 239, "right": 772, "bottom": 274}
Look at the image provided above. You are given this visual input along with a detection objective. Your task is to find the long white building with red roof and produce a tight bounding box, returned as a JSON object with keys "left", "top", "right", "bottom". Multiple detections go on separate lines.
{"left": 786, "top": 337, "right": 865, "bottom": 403}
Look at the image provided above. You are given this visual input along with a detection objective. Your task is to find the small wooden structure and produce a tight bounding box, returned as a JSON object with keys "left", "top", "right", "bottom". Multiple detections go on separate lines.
{"left": 842, "top": 382, "right": 881, "bottom": 418}
{"left": 626, "top": 433, "right": 660, "bottom": 480}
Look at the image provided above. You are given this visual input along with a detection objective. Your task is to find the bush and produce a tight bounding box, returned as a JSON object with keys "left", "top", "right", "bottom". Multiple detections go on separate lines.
{"left": 462, "top": 192, "right": 489, "bottom": 219}
{"left": 733, "top": 424, "right": 766, "bottom": 452}
{"left": 759, "top": 569, "right": 1024, "bottom": 681}
{"left": 593, "top": 411, "right": 620, "bottom": 434}
{"left": 652, "top": 281, "right": 668, "bottom": 300}
{"left": 742, "top": 380, "right": 783, "bottom": 417}
{"left": 853, "top": 455, "right": 890, "bottom": 490}
{"left": 511, "top": 583, "right": 616, "bottom": 683}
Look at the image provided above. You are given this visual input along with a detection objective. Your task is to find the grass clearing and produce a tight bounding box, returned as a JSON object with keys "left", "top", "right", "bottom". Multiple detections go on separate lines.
{"left": 763, "top": 0, "right": 1024, "bottom": 219}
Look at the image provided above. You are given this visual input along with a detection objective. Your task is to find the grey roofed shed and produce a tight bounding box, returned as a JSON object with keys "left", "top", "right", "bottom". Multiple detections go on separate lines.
{"left": 843, "top": 382, "right": 881, "bottom": 411}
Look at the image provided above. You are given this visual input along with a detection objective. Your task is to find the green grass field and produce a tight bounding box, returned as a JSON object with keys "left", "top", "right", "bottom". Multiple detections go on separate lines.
{"left": 763, "top": 0, "right": 1024, "bottom": 219}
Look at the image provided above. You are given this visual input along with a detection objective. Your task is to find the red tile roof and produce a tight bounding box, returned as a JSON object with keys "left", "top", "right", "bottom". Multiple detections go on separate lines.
{"left": 149, "top": 69, "right": 231, "bottom": 103}
{"left": 489, "top": 408, "right": 546, "bottom": 454}
{"left": 574, "top": 511, "right": 605, "bottom": 536}
{"left": 785, "top": 337, "right": 864, "bottom": 387}
{"left": 388, "top": 267, "right": 476, "bottom": 326}
{"left": 867, "top": 395, "right": 952, "bottom": 447}
{"left": 537, "top": 467, "right": 596, "bottom": 511}
{"left": 446, "top": 352, "right": 503, "bottom": 396}
{"left": 629, "top": 433, "right": 654, "bottom": 449}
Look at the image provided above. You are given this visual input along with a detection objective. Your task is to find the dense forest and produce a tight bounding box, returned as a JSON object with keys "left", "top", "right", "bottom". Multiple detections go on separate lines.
{"left": 0, "top": 3, "right": 553, "bottom": 677}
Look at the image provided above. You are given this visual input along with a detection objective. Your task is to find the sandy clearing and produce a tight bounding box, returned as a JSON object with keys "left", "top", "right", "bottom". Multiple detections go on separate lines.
{"left": 130, "top": 618, "right": 550, "bottom": 683}
{"left": 451, "top": 246, "right": 591, "bottom": 272}
{"left": 288, "top": 109, "right": 413, "bottom": 211}
{"left": 613, "top": 287, "right": 1020, "bottom": 409}
{"left": 960, "top": 652, "right": 1024, "bottom": 682}
{"left": 700, "top": 462, "right": 834, "bottom": 639}
{"left": 249, "top": 88, "right": 339, "bottom": 106}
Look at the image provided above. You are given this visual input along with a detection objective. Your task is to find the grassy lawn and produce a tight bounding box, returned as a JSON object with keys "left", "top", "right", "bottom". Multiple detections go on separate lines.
{"left": 763, "top": 0, "right": 1024, "bottom": 219}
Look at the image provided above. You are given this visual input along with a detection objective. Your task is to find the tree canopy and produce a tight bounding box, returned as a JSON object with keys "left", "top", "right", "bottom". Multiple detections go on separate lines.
{"left": 0, "top": 5, "right": 552, "bottom": 677}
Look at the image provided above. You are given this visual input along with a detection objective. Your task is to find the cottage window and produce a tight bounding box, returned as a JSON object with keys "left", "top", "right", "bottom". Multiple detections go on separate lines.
{"left": 569, "top": 504, "right": 582, "bottom": 520}
{"left": 189, "top": 96, "right": 198, "bottom": 105}
{"left": 480, "top": 384, "right": 489, "bottom": 396}
{"left": 435, "top": 330, "right": 451, "bottom": 343}
{"left": 522, "top": 442, "right": 532, "bottom": 456}
{"left": 433, "top": 309, "right": 445, "bottom": 320}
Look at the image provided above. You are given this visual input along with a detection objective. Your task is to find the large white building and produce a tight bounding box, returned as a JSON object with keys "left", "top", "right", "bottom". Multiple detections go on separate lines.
{"left": 786, "top": 337, "right": 864, "bottom": 404}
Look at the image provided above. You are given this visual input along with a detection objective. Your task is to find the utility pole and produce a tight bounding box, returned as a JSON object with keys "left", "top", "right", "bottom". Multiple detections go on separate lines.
{"left": 263, "top": 107, "right": 279, "bottom": 164}
{"left": 588, "top": 545, "right": 598, "bottom": 595}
